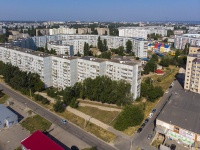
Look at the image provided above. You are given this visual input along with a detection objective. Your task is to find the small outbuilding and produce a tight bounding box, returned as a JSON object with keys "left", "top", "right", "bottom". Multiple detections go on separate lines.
{"left": 155, "top": 69, "right": 164, "bottom": 75}
{"left": 0, "top": 104, "right": 18, "bottom": 129}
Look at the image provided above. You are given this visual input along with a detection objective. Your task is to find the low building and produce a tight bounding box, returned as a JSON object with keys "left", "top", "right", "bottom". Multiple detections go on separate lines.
{"left": 155, "top": 69, "right": 164, "bottom": 75}
{"left": 0, "top": 104, "right": 18, "bottom": 129}
{"left": 21, "top": 130, "right": 64, "bottom": 150}
{"left": 156, "top": 84, "right": 200, "bottom": 148}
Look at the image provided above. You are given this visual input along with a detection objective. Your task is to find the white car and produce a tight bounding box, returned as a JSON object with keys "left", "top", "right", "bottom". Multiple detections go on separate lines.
{"left": 148, "top": 113, "right": 153, "bottom": 118}
{"left": 165, "top": 90, "right": 169, "bottom": 94}
{"left": 171, "top": 82, "right": 174, "bottom": 86}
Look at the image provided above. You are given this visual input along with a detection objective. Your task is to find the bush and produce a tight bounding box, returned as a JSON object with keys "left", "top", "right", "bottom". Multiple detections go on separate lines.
{"left": 157, "top": 78, "right": 161, "bottom": 82}
{"left": 114, "top": 105, "right": 144, "bottom": 131}
{"left": 70, "top": 98, "right": 79, "bottom": 108}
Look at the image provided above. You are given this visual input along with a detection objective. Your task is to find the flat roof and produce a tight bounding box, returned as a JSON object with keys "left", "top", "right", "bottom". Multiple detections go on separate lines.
{"left": 157, "top": 82, "right": 200, "bottom": 134}
{"left": 80, "top": 56, "right": 107, "bottom": 63}
{"left": 0, "top": 104, "right": 17, "bottom": 121}
{"left": 21, "top": 130, "right": 64, "bottom": 150}
{"left": 1, "top": 45, "right": 50, "bottom": 58}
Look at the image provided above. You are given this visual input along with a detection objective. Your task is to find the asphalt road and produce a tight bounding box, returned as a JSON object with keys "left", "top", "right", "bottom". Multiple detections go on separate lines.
{"left": 131, "top": 79, "right": 180, "bottom": 150}
{"left": 0, "top": 83, "right": 116, "bottom": 150}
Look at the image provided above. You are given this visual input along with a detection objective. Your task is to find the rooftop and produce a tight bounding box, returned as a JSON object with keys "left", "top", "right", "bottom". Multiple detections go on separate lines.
{"left": 0, "top": 104, "right": 17, "bottom": 121}
{"left": 157, "top": 82, "right": 200, "bottom": 134}
{"left": 21, "top": 130, "right": 64, "bottom": 150}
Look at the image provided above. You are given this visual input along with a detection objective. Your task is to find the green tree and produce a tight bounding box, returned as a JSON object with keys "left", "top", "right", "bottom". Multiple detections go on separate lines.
{"left": 126, "top": 40, "right": 132, "bottom": 53}
{"left": 53, "top": 100, "right": 65, "bottom": 113}
{"left": 114, "top": 105, "right": 144, "bottom": 131}
{"left": 160, "top": 56, "right": 170, "bottom": 67}
{"left": 84, "top": 42, "right": 90, "bottom": 56}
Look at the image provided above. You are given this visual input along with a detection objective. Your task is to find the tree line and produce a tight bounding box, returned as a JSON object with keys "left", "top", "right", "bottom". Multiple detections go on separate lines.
{"left": 0, "top": 61, "right": 44, "bottom": 95}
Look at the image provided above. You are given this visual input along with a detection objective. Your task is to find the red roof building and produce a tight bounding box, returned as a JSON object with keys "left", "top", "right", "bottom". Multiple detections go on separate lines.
{"left": 155, "top": 69, "right": 164, "bottom": 75}
{"left": 21, "top": 130, "right": 64, "bottom": 150}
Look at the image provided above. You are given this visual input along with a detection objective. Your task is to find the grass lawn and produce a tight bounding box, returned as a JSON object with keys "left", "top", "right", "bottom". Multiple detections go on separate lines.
{"left": 0, "top": 94, "right": 9, "bottom": 104}
{"left": 20, "top": 114, "right": 52, "bottom": 133}
{"left": 77, "top": 106, "right": 120, "bottom": 124}
{"left": 15, "top": 147, "right": 22, "bottom": 150}
{"left": 57, "top": 111, "right": 116, "bottom": 143}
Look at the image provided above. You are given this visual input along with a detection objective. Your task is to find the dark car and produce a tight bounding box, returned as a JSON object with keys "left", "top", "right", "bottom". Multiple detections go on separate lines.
{"left": 144, "top": 118, "right": 149, "bottom": 123}
{"left": 152, "top": 108, "right": 156, "bottom": 113}
{"left": 71, "top": 146, "right": 79, "bottom": 150}
{"left": 169, "top": 85, "right": 172, "bottom": 88}
{"left": 141, "top": 123, "right": 146, "bottom": 128}
{"left": 170, "top": 144, "right": 176, "bottom": 150}
{"left": 137, "top": 128, "right": 142, "bottom": 133}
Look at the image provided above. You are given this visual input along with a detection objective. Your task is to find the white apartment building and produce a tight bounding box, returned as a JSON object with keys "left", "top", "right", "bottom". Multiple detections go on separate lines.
{"left": 48, "top": 41, "right": 74, "bottom": 56}
{"left": 0, "top": 45, "right": 141, "bottom": 100}
{"left": 105, "top": 59, "right": 141, "bottom": 99}
{"left": 118, "top": 26, "right": 167, "bottom": 39}
{"left": 0, "top": 46, "right": 52, "bottom": 87}
{"left": 184, "top": 47, "right": 200, "bottom": 93}
{"left": 49, "top": 27, "right": 77, "bottom": 35}
{"left": 174, "top": 34, "right": 200, "bottom": 49}
{"left": 51, "top": 55, "right": 77, "bottom": 89}
{"left": 77, "top": 57, "right": 106, "bottom": 82}
{"left": 12, "top": 34, "right": 148, "bottom": 58}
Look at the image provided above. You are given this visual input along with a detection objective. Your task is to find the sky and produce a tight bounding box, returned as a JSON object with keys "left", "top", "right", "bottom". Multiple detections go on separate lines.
{"left": 0, "top": 0, "right": 200, "bottom": 22}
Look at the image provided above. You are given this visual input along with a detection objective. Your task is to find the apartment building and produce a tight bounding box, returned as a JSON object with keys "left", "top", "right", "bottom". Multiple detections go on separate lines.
{"left": 36, "top": 29, "right": 50, "bottom": 36}
{"left": 173, "top": 30, "right": 185, "bottom": 35}
{"left": 49, "top": 27, "right": 77, "bottom": 35}
{"left": 0, "top": 45, "right": 141, "bottom": 100}
{"left": 48, "top": 41, "right": 74, "bottom": 56}
{"left": 105, "top": 58, "right": 141, "bottom": 99}
{"left": 118, "top": 26, "right": 167, "bottom": 39}
{"left": 11, "top": 34, "right": 148, "bottom": 58}
{"left": 77, "top": 56, "right": 106, "bottom": 82}
{"left": 78, "top": 28, "right": 92, "bottom": 34}
{"left": 174, "top": 34, "right": 200, "bottom": 49}
{"left": 184, "top": 47, "right": 200, "bottom": 93}
{"left": 51, "top": 55, "right": 77, "bottom": 89}
{"left": 96, "top": 28, "right": 110, "bottom": 35}
{"left": 0, "top": 46, "right": 52, "bottom": 88}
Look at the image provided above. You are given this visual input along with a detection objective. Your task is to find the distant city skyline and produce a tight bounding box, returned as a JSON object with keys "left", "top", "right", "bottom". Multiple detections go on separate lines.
{"left": 0, "top": 0, "right": 200, "bottom": 22}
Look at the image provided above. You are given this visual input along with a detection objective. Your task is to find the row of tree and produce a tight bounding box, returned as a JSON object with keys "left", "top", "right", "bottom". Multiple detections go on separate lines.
{"left": 62, "top": 76, "right": 132, "bottom": 106}
{"left": 0, "top": 61, "right": 44, "bottom": 95}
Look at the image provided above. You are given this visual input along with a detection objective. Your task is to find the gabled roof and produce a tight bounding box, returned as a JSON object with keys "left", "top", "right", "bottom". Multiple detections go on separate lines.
{"left": 21, "top": 130, "right": 64, "bottom": 150}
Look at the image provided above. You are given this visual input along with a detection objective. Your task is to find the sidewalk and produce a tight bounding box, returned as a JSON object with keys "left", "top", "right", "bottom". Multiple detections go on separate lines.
{"left": 66, "top": 107, "right": 130, "bottom": 140}
{"left": 79, "top": 103, "right": 122, "bottom": 112}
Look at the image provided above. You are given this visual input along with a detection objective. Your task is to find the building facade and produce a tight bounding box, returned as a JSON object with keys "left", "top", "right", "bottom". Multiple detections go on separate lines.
{"left": 48, "top": 41, "right": 74, "bottom": 56}
{"left": 184, "top": 47, "right": 200, "bottom": 93}
{"left": 0, "top": 45, "right": 141, "bottom": 99}
{"left": 11, "top": 34, "right": 148, "bottom": 58}
{"left": 0, "top": 46, "right": 52, "bottom": 88}
{"left": 118, "top": 26, "right": 167, "bottom": 39}
{"left": 174, "top": 34, "right": 200, "bottom": 49}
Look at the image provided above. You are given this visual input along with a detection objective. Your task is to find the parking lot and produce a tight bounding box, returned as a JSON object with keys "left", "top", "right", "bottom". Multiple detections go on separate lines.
{"left": 0, "top": 124, "right": 30, "bottom": 150}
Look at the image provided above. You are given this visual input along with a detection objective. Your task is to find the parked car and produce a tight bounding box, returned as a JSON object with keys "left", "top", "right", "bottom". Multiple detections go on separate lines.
{"left": 71, "top": 146, "right": 79, "bottom": 150}
{"left": 169, "top": 85, "right": 172, "bottom": 88}
{"left": 170, "top": 144, "right": 176, "bottom": 150}
{"left": 171, "top": 82, "right": 174, "bottom": 86}
{"left": 148, "top": 113, "right": 153, "bottom": 118}
{"left": 152, "top": 108, "right": 156, "bottom": 113}
{"left": 61, "top": 119, "right": 67, "bottom": 124}
{"left": 141, "top": 123, "right": 146, "bottom": 128}
{"left": 147, "top": 134, "right": 153, "bottom": 140}
{"left": 137, "top": 128, "right": 142, "bottom": 133}
{"left": 144, "top": 118, "right": 149, "bottom": 123}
